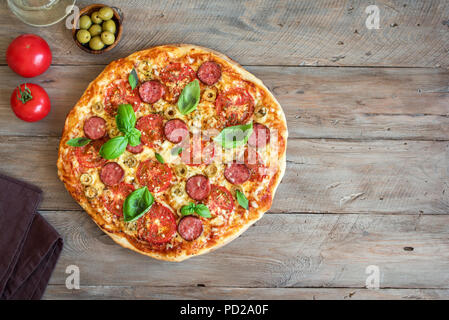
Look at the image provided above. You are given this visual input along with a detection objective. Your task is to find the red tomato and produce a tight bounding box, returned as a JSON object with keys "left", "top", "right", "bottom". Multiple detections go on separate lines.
{"left": 7, "top": 34, "right": 52, "bottom": 78}
{"left": 10, "top": 83, "right": 51, "bottom": 122}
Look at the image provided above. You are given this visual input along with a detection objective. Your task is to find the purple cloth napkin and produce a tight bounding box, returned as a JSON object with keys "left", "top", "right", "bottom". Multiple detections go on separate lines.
{"left": 0, "top": 173, "right": 63, "bottom": 300}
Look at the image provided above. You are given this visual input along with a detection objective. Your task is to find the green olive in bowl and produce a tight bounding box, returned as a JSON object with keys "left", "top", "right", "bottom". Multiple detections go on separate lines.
{"left": 79, "top": 15, "right": 92, "bottom": 30}
{"left": 76, "top": 29, "right": 91, "bottom": 44}
{"left": 98, "top": 6, "right": 114, "bottom": 20}
{"left": 72, "top": 4, "right": 123, "bottom": 54}
{"left": 89, "top": 24, "right": 102, "bottom": 37}
{"left": 89, "top": 36, "right": 105, "bottom": 51}
{"left": 102, "top": 20, "right": 116, "bottom": 34}
{"left": 91, "top": 11, "right": 103, "bottom": 24}
{"left": 101, "top": 31, "right": 115, "bottom": 45}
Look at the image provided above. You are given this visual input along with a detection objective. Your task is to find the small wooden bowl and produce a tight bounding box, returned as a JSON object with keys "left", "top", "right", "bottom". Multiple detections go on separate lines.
{"left": 72, "top": 4, "right": 123, "bottom": 54}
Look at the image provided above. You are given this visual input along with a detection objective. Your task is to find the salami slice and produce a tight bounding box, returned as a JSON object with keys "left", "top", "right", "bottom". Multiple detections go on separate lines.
{"left": 197, "top": 61, "right": 221, "bottom": 85}
{"left": 126, "top": 143, "right": 144, "bottom": 154}
{"left": 186, "top": 175, "right": 211, "bottom": 200}
{"left": 137, "top": 202, "right": 177, "bottom": 244}
{"left": 83, "top": 116, "right": 106, "bottom": 140}
{"left": 136, "top": 159, "right": 173, "bottom": 193}
{"left": 138, "top": 80, "right": 165, "bottom": 104}
{"left": 164, "top": 119, "right": 189, "bottom": 144}
{"left": 178, "top": 216, "right": 203, "bottom": 241}
{"left": 215, "top": 88, "right": 255, "bottom": 127}
{"left": 248, "top": 123, "right": 270, "bottom": 148}
{"left": 136, "top": 114, "right": 164, "bottom": 148}
{"left": 224, "top": 163, "right": 250, "bottom": 185}
{"left": 100, "top": 162, "right": 125, "bottom": 186}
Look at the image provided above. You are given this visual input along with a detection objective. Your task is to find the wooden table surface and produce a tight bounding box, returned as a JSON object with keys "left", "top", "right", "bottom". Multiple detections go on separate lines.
{"left": 1, "top": 0, "right": 448, "bottom": 300}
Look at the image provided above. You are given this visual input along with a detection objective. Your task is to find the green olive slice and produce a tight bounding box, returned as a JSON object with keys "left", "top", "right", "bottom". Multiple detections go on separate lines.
{"left": 171, "top": 184, "right": 185, "bottom": 197}
{"left": 80, "top": 173, "right": 93, "bottom": 186}
{"left": 92, "top": 102, "right": 104, "bottom": 114}
{"left": 124, "top": 155, "right": 138, "bottom": 168}
{"left": 85, "top": 186, "right": 98, "bottom": 199}
{"left": 204, "top": 164, "right": 218, "bottom": 177}
{"left": 255, "top": 106, "right": 268, "bottom": 119}
{"left": 164, "top": 106, "right": 177, "bottom": 119}
{"left": 202, "top": 88, "right": 217, "bottom": 102}
{"left": 174, "top": 164, "right": 188, "bottom": 177}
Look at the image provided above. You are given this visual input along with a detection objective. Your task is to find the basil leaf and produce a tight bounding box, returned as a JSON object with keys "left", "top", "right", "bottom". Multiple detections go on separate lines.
{"left": 116, "top": 104, "right": 136, "bottom": 133}
{"left": 171, "top": 146, "right": 183, "bottom": 156}
{"left": 194, "top": 204, "right": 212, "bottom": 218}
{"left": 126, "top": 128, "right": 141, "bottom": 147}
{"left": 66, "top": 137, "right": 91, "bottom": 147}
{"left": 236, "top": 190, "right": 249, "bottom": 210}
{"left": 213, "top": 122, "right": 253, "bottom": 149}
{"left": 155, "top": 153, "right": 164, "bottom": 164}
{"left": 128, "top": 68, "right": 138, "bottom": 90}
{"left": 177, "top": 79, "right": 200, "bottom": 115}
{"left": 123, "top": 187, "right": 154, "bottom": 222}
{"left": 99, "top": 136, "right": 128, "bottom": 159}
{"left": 180, "top": 203, "right": 196, "bottom": 216}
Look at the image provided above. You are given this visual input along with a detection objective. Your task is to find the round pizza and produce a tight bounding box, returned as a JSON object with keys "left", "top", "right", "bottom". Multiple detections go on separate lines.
{"left": 57, "top": 44, "right": 287, "bottom": 261}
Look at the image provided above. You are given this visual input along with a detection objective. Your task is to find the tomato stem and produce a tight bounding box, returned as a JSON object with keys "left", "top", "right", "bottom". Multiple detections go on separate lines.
{"left": 17, "top": 84, "right": 33, "bottom": 104}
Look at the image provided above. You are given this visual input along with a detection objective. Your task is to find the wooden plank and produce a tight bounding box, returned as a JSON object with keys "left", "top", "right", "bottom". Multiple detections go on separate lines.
{"left": 1, "top": 66, "right": 448, "bottom": 140}
{"left": 0, "top": 136, "right": 447, "bottom": 214}
{"left": 43, "top": 211, "right": 449, "bottom": 288}
{"left": 1, "top": 0, "right": 448, "bottom": 67}
{"left": 43, "top": 285, "right": 449, "bottom": 300}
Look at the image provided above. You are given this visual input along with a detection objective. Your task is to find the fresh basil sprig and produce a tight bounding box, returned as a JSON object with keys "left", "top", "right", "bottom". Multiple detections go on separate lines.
{"left": 213, "top": 122, "right": 253, "bottom": 149}
{"left": 128, "top": 68, "right": 139, "bottom": 90}
{"left": 116, "top": 102, "right": 136, "bottom": 133}
{"left": 123, "top": 187, "right": 154, "bottom": 222}
{"left": 236, "top": 189, "right": 249, "bottom": 210}
{"left": 100, "top": 136, "right": 128, "bottom": 160}
{"left": 178, "top": 79, "right": 200, "bottom": 115}
{"left": 126, "top": 128, "right": 141, "bottom": 147}
{"left": 180, "top": 202, "right": 212, "bottom": 218}
{"left": 100, "top": 104, "right": 141, "bottom": 159}
{"left": 66, "top": 137, "right": 91, "bottom": 147}
{"left": 155, "top": 153, "right": 164, "bottom": 164}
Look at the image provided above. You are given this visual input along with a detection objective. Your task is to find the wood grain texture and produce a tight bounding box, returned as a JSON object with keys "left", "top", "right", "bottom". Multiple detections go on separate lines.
{"left": 1, "top": 0, "right": 448, "bottom": 67}
{"left": 2, "top": 0, "right": 449, "bottom": 299}
{"left": 1, "top": 66, "right": 448, "bottom": 140}
{"left": 42, "top": 211, "right": 449, "bottom": 289}
{"left": 0, "top": 137, "right": 447, "bottom": 214}
{"left": 43, "top": 285, "right": 449, "bottom": 300}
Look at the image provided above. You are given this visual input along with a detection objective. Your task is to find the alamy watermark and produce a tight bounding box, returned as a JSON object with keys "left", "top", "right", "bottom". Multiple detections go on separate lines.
{"left": 65, "top": 265, "right": 80, "bottom": 290}
{"left": 365, "top": 5, "right": 380, "bottom": 29}
{"left": 365, "top": 265, "right": 380, "bottom": 289}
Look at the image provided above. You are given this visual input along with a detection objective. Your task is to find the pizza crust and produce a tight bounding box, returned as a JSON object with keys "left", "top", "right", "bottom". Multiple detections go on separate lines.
{"left": 57, "top": 44, "right": 288, "bottom": 262}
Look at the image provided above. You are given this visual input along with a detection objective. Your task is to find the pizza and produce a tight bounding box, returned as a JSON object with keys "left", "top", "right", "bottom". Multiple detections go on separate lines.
{"left": 57, "top": 44, "right": 287, "bottom": 261}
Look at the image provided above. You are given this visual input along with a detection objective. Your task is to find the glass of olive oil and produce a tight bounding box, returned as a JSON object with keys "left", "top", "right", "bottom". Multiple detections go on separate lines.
{"left": 7, "top": 0, "right": 77, "bottom": 27}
